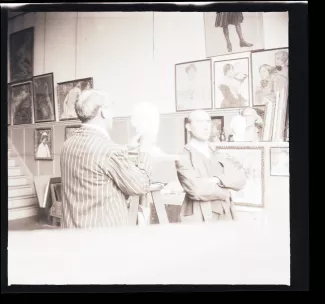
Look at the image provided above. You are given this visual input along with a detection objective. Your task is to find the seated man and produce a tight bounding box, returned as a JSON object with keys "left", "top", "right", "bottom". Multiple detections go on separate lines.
{"left": 175, "top": 110, "right": 246, "bottom": 223}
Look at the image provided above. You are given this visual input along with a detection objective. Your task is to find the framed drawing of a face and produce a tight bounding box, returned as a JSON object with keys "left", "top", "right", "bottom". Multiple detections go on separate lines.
{"left": 57, "top": 77, "right": 93, "bottom": 121}
{"left": 65, "top": 125, "right": 81, "bottom": 141}
{"left": 270, "top": 147, "right": 289, "bottom": 176}
{"left": 214, "top": 57, "right": 250, "bottom": 109}
{"left": 34, "top": 127, "right": 54, "bottom": 160}
{"left": 8, "top": 81, "right": 33, "bottom": 125}
{"left": 216, "top": 146, "right": 265, "bottom": 207}
{"left": 33, "top": 73, "right": 56, "bottom": 123}
{"left": 204, "top": 12, "right": 264, "bottom": 57}
{"left": 175, "top": 60, "right": 212, "bottom": 112}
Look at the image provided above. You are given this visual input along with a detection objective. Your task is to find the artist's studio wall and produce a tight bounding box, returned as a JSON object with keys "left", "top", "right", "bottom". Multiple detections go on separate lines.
{"left": 8, "top": 12, "right": 289, "bottom": 222}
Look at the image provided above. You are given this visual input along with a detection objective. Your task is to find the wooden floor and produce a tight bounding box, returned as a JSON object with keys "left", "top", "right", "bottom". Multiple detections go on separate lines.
{"left": 8, "top": 216, "right": 58, "bottom": 231}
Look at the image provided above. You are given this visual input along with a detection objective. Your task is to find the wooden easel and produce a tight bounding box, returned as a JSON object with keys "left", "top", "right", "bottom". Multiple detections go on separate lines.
{"left": 128, "top": 183, "right": 170, "bottom": 226}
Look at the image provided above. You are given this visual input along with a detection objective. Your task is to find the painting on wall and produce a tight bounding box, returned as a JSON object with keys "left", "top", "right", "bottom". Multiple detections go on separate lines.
{"left": 175, "top": 60, "right": 212, "bottom": 112}
{"left": 204, "top": 12, "right": 264, "bottom": 57}
{"left": 33, "top": 73, "right": 56, "bottom": 123}
{"left": 216, "top": 146, "right": 265, "bottom": 207}
{"left": 185, "top": 116, "right": 224, "bottom": 145}
{"left": 57, "top": 77, "right": 93, "bottom": 120}
{"left": 65, "top": 125, "right": 81, "bottom": 141}
{"left": 270, "top": 147, "right": 289, "bottom": 176}
{"left": 34, "top": 127, "right": 54, "bottom": 160}
{"left": 9, "top": 81, "right": 33, "bottom": 125}
{"left": 252, "top": 48, "right": 289, "bottom": 141}
{"left": 9, "top": 27, "right": 34, "bottom": 82}
{"left": 214, "top": 57, "right": 250, "bottom": 109}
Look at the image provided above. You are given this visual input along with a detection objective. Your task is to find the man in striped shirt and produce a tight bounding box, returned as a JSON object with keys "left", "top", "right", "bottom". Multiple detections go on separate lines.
{"left": 60, "top": 89, "right": 152, "bottom": 229}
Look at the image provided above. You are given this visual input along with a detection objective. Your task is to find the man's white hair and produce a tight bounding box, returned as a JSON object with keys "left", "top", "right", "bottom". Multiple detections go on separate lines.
{"left": 75, "top": 89, "right": 111, "bottom": 123}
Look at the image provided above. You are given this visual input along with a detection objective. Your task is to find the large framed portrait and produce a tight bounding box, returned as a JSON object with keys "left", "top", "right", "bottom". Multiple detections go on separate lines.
{"left": 252, "top": 48, "right": 289, "bottom": 141}
{"left": 65, "top": 125, "right": 81, "bottom": 141}
{"left": 32, "top": 73, "right": 56, "bottom": 123}
{"left": 214, "top": 57, "right": 250, "bottom": 109}
{"left": 9, "top": 27, "right": 34, "bottom": 82}
{"left": 8, "top": 80, "right": 33, "bottom": 125}
{"left": 270, "top": 147, "right": 289, "bottom": 176}
{"left": 175, "top": 59, "right": 212, "bottom": 112}
{"left": 185, "top": 115, "right": 224, "bottom": 144}
{"left": 34, "top": 127, "right": 54, "bottom": 160}
{"left": 215, "top": 146, "right": 265, "bottom": 207}
{"left": 57, "top": 77, "right": 93, "bottom": 121}
{"left": 204, "top": 12, "right": 264, "bottom": 57}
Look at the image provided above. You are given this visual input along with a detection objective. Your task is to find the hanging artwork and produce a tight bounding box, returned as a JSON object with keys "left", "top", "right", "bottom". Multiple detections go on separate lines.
{"left": 34, "top": 127, "right": 54, "bottom": 160}
{"left": 9, "top": 27, "right": 34, "bottom": 82}
{"left": 8, "top": 81, "right": 33, "bottom": 125}
{"left": 57, "top": 77, "right": 93, "bottom": 121}
{"left": 33, "top": 73, "right": 56, "bottom": 123}
{"left": 175, "top": 60, "right": 212, "bottom": 112}
{"left": 270, "top": 147, "right": 289, "bottom": 176}
{"left": 214, "top": 57, "right": 250, "bottom": 109}
{"left": 204, "top": 12, "right": 264, "bottom": 57}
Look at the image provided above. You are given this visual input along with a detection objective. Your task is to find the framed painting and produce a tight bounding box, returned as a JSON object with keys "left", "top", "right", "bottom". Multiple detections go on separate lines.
{"left": 33, "top": 73, "right": 56, "bottom": 123}
{"left": 34, "top": 127, "right": 54, "bottom": 160}
{"left": 65, "top": 125, "right": 81, "bottom": 141}
{"left": 204, "top": 12, "right": 264, "bottom": 57}
{"left": 270, "top": 147, "right": 289, "bottom": 176}
{"left": 8, "top": 80, "right": 33, "bottom": 125}
{"left": 175, "top": 59, "right": 212, "bottom": 112}
{"left": 214, "top": 57, "right": 250, "bottom": 109}
{"left": 184, "top": 115, "right": 224, "bottom": 144}
{"left": 9, "top": 27, "right": 34, "bottom": 82}
{"left": 57, "top": 77, "right": 93, "bottom": 121}
{"left": 215, "top": 146, "right": 265, "bottom": 207}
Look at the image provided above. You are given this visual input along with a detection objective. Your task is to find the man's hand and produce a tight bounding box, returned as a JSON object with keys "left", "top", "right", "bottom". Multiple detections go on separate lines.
{"left": 126, "top": 134, "right": 142, "bottom": 151}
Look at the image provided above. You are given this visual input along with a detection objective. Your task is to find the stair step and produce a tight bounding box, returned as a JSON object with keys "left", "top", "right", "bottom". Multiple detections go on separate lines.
{"left": 8, "top": 167, "right": 21, "bottom": 177}
{"left": 8, "top": 205, "right": 39, "bottom": 221}
{"left": 8, "top": 185, "right": 34, "bottom": 198}
{"left": 8, "top": 176, "right": 29, "bottom": 187}
{"left": 9, "top": 194, "right": 38, "bottom": 209}
{"left": 8, "top": 158, "right": 17, "bottom": 167}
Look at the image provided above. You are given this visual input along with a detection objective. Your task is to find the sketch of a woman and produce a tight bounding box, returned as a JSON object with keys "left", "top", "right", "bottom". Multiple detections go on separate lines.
{"left": 215, "top": 12, "right": 253, "bottom": 52}
{"left": 12, "top": 87, "right": 32, "bottom": 125}
{"left": 34, "top": 81, "right": 54, "bottom": 121}
{"left": 36, "top": 132, "right": 51, "bottom": 158}
{"left": 62, "top": 82, "right": 82, "bottom": 118}
{"left": 255, "top": 64, "right": 276, "bottom": 105}
{"left": 13, "top": 35, "right": 32, "bottom": 80}
{"left": 219, "top": 63, "right": 247, "bottom": 108}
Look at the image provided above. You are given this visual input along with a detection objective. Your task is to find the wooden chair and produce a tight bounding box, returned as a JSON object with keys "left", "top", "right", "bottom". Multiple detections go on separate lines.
{"left": 49, "top": 183, "right": 62, "bottom": 227}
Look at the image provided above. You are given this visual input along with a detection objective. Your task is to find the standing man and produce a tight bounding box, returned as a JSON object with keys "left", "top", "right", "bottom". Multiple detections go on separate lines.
{"left": 175, "top": 110, "right": 246, "bottom": 223}
{"left": 60, "top": 89, "right": 152, "bottom": 229}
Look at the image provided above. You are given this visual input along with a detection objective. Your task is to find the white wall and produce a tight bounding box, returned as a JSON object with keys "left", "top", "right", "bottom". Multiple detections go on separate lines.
{"left": 8, "top": 11, "right": 288, "bottom": 117}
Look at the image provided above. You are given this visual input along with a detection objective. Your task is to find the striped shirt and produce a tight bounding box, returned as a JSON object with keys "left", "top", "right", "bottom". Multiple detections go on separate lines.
{"left": 60, "top": 124, "right": 152, "bottom": 229}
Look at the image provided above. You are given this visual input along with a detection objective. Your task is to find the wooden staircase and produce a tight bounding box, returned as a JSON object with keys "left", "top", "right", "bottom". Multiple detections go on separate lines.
{"left": 8, "top": 146, "right": 39, "bottom": 223}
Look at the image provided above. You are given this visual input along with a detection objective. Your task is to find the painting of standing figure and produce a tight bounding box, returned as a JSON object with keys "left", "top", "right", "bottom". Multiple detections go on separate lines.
{"left": 9, "top": 27, "right": 34, "bottom": 82}
{"left": 204, "top": 12, "right": 264, "bottom": 57}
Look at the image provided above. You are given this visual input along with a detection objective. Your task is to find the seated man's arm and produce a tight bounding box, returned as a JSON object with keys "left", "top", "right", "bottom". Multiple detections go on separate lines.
{"left": 213, "top": 156, "right": 246, "bottom": 191}
{"left": 175, "top": 154, "right": 229, "bottom": 202}
{"left": 102, "top": 148, "right": 152, "bottom": 197}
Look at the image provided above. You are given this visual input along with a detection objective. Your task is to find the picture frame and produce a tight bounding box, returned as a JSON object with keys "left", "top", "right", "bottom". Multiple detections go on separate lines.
{"left": 270, "top": 147, "right": 289, "bottom": 176}
{"left": 215, "top": 146, "right": 265, "bottom": 207}
{"left": 34, "top": 127, "right": 54, "bottom": 160}
{"left": 175, "top": 59, "right": 212, "bottom": 112}
{"left": 214, "top": 57, "right": 250, "bottom": 109}
{"left": 65, "top": 125, "right": 81, "bottom": 141}
{"left": 184, "top": 115, "right": 224, "bottom": 144}
{"left": 8, "top": 80, "right": 34, "bottom": 126}
{"left": 57, "top": 77, "right": 93, "bottom": 121}
{"left": 204, "top": 12, "right": 264, "bottom": 58}
{"left": 9, "top": 27, "right": 34, "bottom": 82}
{"left": 32, "top": 73, "right": 56, "bottom": 123}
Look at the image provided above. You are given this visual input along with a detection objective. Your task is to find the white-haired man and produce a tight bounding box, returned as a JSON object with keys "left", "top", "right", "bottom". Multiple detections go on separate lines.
{"left": 175, "top": 110, "right": 246, "bottom": 223}
{"left": 60, "top": 89, "right": 152, "bottom": 229}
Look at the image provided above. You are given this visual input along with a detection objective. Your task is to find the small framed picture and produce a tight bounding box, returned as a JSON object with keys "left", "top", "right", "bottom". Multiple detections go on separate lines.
{"left": 8, "top": 80, "right": 33, "bottom": 125}
{"left": 57, "top": 77, "right": 93, "bottom": 121}
{"left": 184, "top": 115, "right": 224, "bottom": 144}
{"left": 270, "top": 147, "right": 289, "bottom": 176}
{"left": 33, "top": 73, "right": 56, "bottom": 123}
{"left": 34, "top": 127, "right": 54, "bottom": 160}
{"left": 175, "top": 59, "right": 212, "bottom": 112}
{"left": 65, "top": 125, "right": 81, "bottom": 141}
{"left": 214, "top": 57, "right": 250, "bottom": 109}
